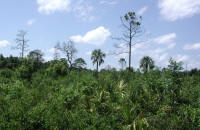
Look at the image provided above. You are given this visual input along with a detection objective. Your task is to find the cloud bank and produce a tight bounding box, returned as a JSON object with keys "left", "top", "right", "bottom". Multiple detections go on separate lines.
{"left": 159, "top": 0, "right": 200, "bottom": 21}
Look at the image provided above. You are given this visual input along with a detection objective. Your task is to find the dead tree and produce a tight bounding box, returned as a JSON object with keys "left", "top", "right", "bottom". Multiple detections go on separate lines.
{"left": 14, "top": 30, "right": 29, "bottom": 59}
{"left": 53, "top": 42, "right": 61, "bottom": 60}
{"left": 59, "top": 40, "right": 77, "bottom": 68}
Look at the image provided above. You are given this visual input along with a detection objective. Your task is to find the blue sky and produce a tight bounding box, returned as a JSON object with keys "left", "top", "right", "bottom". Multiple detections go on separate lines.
{"left": 0, "top": 0, "right": 200, "bottom": 70}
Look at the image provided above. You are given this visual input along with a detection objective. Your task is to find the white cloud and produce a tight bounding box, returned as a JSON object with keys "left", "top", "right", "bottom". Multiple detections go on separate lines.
{"left": 183, "top": 43, "right": 200, "bottom": 50}
{"left": 167, "top": 42, "right": 176, "bottom": 49}
{"left": 159, "top": 0, "right": 200, "bottom": 21}
{"left": 112, "top": 34, "right": 199, "bottom": 69}
{"left": 0, "top": 40, "right": 10, "bottom": 48}
{"left": 154, "top": 48, "right": 166, "bottom": 54}
{"left": 44, "top": 56, "right": 53, "bottom": 61}
{"left": 36, "top": 0, "right": 95, "bottom": 21}
{"left": 100, "top": 0, "right": 118, "bottom": 5}
{"left": 153, "top": 33, "right": 176, "bottom": 44}
{"left": 119, "top": 33, "right": 179, "bottom": 68}
{"left": 73, "top": 0, "right": 95, "bottom": 21}
{"left": 174, "top": 54, "right": 189, "bottom": 62}
{"left": 159, "top": 53, "right": 168, "bottom": 62}
{"left": 37, "top": 0, "right": 71, "bottom": 14}
{"left": 27, "top": 19, "right": 35, "bottom": 25}
{"left": 153, "top": 33, "right": 177, "bottom": 49}
{"left": 70, "top": 26, "right": 111, "bottom": 46}
{"left": 85, "top": 51, "right": 92, "bottom": 56}
{"left": 114, "top": 53, "right": 128, "bottom": 59}
{"left": 115, "top": 43, "right": 128, "bottom": 48}
{"left": 188, "top": 61, "right": 200, "bottom": 69}
{"left": 138, "top": 6, "right": 148, "bottom": 15}
{"left": 47, "top": 48, "right": 56, "bottom": 53}
{"left": 113, "top": 33, "right": 178, "bottom": 68}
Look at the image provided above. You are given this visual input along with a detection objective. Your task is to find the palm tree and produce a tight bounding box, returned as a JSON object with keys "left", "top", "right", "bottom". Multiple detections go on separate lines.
{"left": 91, "top": 49, "right": 106, "bottom": 72}
{"left": 140, "top": 56, "right": 155, "bottom": 73}
{"left": 119, "top": 58, "right": 126, "bottom": 70}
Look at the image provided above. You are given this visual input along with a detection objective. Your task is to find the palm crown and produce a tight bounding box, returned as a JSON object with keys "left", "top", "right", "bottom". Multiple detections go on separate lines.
{"left": 119, "top": 58, "right": 126, "bottom": 70}
{"left": 91, "top": 49, "right": 106, "bottom": 72}
{"left": 140, "top": 56, "right": 155, "bottom": 72}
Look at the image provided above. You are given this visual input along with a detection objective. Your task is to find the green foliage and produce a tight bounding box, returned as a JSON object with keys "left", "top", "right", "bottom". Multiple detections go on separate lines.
{"left": 140, "top": 56, "right": 155, "bottom": 73}
{"left": 17, "top": 58, "right": 36, "bottom": 79}
{"left": 46, "top": 59, "right": 69, "bottom": 77}
{"left": 27, "top": 50, "right": 44, "bottom": 70}
{"left": 0, "top": 68, "right": 15, "bottom": 84}
{"left": 119, "top": 58, "right": 126, "bottom": 70}
{"left": 27, "top": 49, "right": 44, "bottom": 63}
{"left": 0, "top": 68, "right": 13, "bottom": 78}
{"left": 0, "top": 55, "right": 200, "bottom": 129}
{"left": 91, "top": 49, "right": 106, "bottom": 72}
{"left": 0, "top": 54, "right": 21, "bottom": 70}
{"left": 73, "top": 58, "right": 87, "bottom": 69}
{"left": 124, "top": 11, "right": 142, "bottom": 26}
{"left": 168, "top": 57, "right": 184, "bottom": 73}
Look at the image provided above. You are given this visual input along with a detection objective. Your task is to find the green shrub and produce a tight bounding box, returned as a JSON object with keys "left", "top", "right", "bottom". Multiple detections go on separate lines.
{"left": 0, "top": 68, "right": 14, "bottom": 78}
{"left": 46, "top": 59, "right": 68, "bottom": 77}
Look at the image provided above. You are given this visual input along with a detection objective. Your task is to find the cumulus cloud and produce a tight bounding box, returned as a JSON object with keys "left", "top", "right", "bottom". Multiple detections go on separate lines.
{"left": 159, "top": 0, "right": 200, "bottom": 21}
{"left": 37, "top": 0, "right": 71, "bottom": 14}
{"left": 183, "top": 43, "right": 200, "bottom": 50}
{"left": 27, "top": 19, "right": 35, "bottom": 25}
{"left": 0, "top": 40, "right": 10, "bottom": 48}
{"left": 70, "top": 26, "right": 111, "bottom": 46}
{"left": 138, "top": 6, "right": 148, "bottom": 15}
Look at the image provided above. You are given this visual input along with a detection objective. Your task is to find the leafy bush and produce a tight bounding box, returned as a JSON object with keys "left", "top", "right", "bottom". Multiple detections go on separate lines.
{"left": 0, "top": 68, "right": 14, "bottom": 78}
{"left": 46, "top": 59, "right": 68, "bottom": 77}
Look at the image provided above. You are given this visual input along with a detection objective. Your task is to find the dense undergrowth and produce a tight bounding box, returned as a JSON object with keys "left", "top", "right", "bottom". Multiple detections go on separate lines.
{"left": 0, "top": 58, "right": 200, "bottom": 129}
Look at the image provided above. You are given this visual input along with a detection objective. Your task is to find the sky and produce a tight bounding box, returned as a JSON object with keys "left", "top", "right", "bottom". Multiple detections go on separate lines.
{"left": 0, "top": 0, "right": 200, "bottom": 70}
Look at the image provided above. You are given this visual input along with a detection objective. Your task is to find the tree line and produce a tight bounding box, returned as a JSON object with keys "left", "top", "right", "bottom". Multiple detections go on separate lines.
{"left": 1, "top": 11, "right": 199, "bottom": 74}
{"left": 5, "top": 11, "right": 151, "bottom": 72}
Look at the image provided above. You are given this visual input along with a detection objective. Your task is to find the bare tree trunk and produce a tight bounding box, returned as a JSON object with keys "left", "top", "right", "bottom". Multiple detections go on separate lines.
{"left": 129, "top": 24, "right": 132, "bottom": 71}
{"left": 129, "top": 43, "right": 131, "bottom": 70}
{"left": 22, "top": 39, "right": 24, "bottom": 59}
{"left": 15, "top": 30, "right": 29, "bottom": 59}
{"left": 97, "top": 61, "right": 99, "bottom": 72}
{"left": 67, "top": 53, "right": 72, "bottom": 68}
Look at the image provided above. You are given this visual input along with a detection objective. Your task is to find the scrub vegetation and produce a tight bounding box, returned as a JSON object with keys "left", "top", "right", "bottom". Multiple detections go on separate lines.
{"left": 0, "top": 53, "right": 200, "bottom": 129}
{"left": 0, "top": 11, "right": 200, "bottom": 129}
